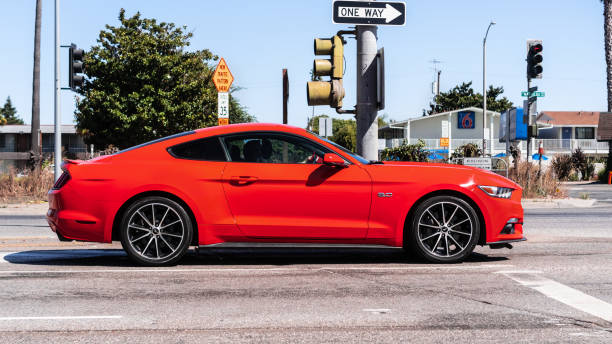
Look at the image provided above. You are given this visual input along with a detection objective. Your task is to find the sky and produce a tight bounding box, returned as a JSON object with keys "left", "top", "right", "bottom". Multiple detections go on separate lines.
{"left": 0, "top": 0, "right": 607, "bottom": 127}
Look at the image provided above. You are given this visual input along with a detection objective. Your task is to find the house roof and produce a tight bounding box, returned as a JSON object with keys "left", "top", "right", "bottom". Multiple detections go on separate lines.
{"left": 380, "top": 107, "right": 500, "bottom": 130}
{"left": 536, "top": 111, "right": 600, "bottom": 127}
{"left": 0, "top": 124, "right": 77, "bottom": 134}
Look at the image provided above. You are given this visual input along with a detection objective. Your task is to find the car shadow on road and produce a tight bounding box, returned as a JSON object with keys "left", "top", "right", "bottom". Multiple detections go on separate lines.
{"left": 2, "top": 247, "right": 508, "bottom": 267}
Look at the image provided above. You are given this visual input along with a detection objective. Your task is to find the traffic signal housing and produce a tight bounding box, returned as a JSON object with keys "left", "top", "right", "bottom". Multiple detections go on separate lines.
{"left": 307, "top": 35, "right": 345, "bottom": 108}
{"left": 69, "top": 43, "right": 84, "bottom": 90}
{"left": 527, "top": 40, "right": 543, "bottom": 80}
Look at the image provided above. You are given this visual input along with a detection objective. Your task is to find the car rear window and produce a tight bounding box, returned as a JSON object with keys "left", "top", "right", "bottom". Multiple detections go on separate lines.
{"left": 168, "top": 137, "right": 227, "bottom": 161}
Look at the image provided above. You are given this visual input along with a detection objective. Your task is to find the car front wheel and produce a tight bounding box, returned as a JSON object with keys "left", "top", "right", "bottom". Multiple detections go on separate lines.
{"left": 120, "top": 196, "right": 193, "bottom": 266}
{"left": 407, "top": 195, "right": 480, "bottom": 263}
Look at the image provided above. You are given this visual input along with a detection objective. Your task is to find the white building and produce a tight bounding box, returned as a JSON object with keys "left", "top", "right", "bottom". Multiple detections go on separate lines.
{"left": 378, "top": 107, "right": 503, "bottom": 155}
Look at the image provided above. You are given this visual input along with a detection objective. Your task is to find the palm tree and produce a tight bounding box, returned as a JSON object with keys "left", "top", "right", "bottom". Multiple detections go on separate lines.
{"left": 31, "top": 0, "right": 42, "bottom": 164}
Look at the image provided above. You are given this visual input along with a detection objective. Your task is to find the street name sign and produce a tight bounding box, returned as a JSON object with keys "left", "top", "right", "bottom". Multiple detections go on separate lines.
{"left": 463, "top": 157, "right": 492, "bottom": 171}
{"left": 332, "top": 1, "right": 406, "bottom": 26}
{"left": 521, "top": 91, "right": 545, "bottom": 97}
{"left": 212, "top": 58, "right": 234, "bottom": 93}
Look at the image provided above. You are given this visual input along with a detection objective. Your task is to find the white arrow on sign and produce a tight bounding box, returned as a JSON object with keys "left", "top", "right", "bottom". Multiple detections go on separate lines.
{"left": 337, "top": 4, "right": 402, "bottom": 23}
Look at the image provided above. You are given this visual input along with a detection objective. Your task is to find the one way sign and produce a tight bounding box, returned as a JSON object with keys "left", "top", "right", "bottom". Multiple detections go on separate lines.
{"left": 332, "top": 1, "right": 406, "bottom": 26}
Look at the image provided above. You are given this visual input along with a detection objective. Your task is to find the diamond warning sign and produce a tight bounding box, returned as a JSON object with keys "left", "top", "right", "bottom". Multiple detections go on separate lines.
{"left": 212, "top": 58, "right": 234, "bottom": 93}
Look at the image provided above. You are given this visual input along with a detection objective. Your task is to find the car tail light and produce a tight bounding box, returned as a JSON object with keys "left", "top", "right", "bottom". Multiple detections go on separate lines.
{"left": 52, "top": 172, "right": 71, "bottom": 190}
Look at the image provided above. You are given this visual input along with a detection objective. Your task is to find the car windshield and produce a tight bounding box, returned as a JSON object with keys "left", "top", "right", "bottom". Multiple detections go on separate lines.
{"left": 309, "top": 132, "right": 371, "bottom": 164}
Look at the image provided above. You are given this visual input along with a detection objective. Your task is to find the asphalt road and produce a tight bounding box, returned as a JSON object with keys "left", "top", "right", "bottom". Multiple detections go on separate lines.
{"left": 0, "top": 192, "right": 611, "bottom": 343}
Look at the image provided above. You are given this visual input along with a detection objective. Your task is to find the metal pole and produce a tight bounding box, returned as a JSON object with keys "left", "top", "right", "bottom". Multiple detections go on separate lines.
{"left": 54, "top": 0, "right": 61, "bottom": 180}
{"left": 483, "top": 21, "right": 495, "bottom": 157}
{"left": 356, "top": 25, "right": 378, "bottom": 161}
{"left": 526, "top": 79, "right": 531, "bottom": 163}
{"left": 282, "top": 69, "right": 288, "bottom": 124}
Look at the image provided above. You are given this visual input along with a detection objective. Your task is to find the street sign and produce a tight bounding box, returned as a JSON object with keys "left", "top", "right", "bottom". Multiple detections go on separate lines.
{"left": 218, "top": 92, "right": 229, "bottom": 126}
{"left": 521, "top": 91, "right": 545, "bottom": 97}
{"left": 212, "top": 58, "right": 234, "bottom": 92}
{"left": 319, "top": 117, "right": 333, "bottom": 137}
{"left": 463, "top": 157, "right": 492, "bottom": 171}
{"left": 332, "top": 1, "right": 406, "bottom": 26}
{"left": 439, "top": 138, "right": 449, "bottom": 147}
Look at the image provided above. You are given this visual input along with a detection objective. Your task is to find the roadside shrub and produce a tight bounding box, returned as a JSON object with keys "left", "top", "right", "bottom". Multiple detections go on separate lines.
{"left": 551, "top": 154, "right": 573, "bottom": 181}
{"left": 0, "top": 167, "right": 54, "bottom": 204}
{"left": 380, "top": 139, "right": 428, "bottom": 162}
{"left": 509, "top": 161, "right": 565, "bottom": 199}
{"left": 598, "top": 161, "right": 610, "bottom": 182}
{"left": 451, "top": 143, "right": 482, "bottom": 159}
{"left": 571, "top": 148, "right": 590, "bottom": 180}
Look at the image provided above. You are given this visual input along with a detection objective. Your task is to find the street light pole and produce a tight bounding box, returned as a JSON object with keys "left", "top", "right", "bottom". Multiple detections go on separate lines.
{"left": 482, "top": 21, "right": 495, "bottom": 157}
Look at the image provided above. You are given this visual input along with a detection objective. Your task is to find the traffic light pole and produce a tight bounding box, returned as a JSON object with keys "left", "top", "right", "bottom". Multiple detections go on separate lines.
{"left": 356, "top": 25, "right": 379, "bottom": 161}
{"left": 54, "top": 0, "right": 61, "bottom": 181}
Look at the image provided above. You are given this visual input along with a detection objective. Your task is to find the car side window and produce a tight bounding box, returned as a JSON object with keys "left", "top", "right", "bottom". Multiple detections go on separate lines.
{"left": 168, "top": 137, "right": 227, "bottom": 161}
{"left": 224, "top": 134, "right": 331, "bottom": 164}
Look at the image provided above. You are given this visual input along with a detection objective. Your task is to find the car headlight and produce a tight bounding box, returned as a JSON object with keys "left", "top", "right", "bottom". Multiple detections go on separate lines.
{"left": 478, "top": 185, "right": 513, "bottom": 199}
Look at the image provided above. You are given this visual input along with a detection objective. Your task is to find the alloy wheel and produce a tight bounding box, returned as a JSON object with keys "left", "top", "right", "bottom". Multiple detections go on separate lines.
{"left": 416, "top": 201, "right": 474, "bottom": 258}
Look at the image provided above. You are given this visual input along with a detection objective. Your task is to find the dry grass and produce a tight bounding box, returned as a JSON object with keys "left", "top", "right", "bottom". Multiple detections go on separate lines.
{"left": 0, "top": 167, "right": 54, "bottom": 204}
{"left": 508, "top": 161, "right": 566, "bottom": 199}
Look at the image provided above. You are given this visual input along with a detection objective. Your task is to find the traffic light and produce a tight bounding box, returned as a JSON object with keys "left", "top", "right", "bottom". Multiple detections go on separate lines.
{"left": 307, "top": 35, "right": 345, "bottom": 108}
{"left": 527, "top": 40, "right": 543, "bottom": 80}
{"left": 69, "top": 43, "right": 84, "bottom": 90}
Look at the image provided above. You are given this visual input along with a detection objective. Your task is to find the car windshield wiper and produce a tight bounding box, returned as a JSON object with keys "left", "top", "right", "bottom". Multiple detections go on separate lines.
{"left": 369, "top": 160, "right": 385, "bottom": 164}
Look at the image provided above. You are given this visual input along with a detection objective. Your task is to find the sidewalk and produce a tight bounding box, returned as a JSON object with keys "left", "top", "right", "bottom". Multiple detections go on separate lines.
{"left": 0, "top": 202, "right": 48, "bottom": 215}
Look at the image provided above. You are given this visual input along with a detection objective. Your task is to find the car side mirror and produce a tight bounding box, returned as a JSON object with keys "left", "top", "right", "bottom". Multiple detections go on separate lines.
{"left": 323, "top": 153, "right": 347, "bottom": 167}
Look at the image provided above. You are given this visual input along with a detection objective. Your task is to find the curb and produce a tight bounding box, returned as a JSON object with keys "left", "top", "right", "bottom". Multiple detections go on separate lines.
{"left": 522, "top": 198, "right": 597, "bottom": 209}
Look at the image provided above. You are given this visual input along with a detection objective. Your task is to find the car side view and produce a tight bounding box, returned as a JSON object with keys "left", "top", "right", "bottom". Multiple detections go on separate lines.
{"left": 47, "top": 123, "right": 525, "bottom": 266}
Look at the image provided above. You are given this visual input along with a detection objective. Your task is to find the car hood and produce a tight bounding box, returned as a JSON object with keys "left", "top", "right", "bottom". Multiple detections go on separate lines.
{"left": 373, "top": 161, "right": 520, "bottom": 190}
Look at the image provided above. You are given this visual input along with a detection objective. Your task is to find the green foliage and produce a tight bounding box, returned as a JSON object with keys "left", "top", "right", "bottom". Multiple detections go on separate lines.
{"left": 0, "top": 97, "right": 24, "bottom": 125}
{"left": 429, "top": 82, "right": 513, "bottom": 115}
{"left": 598, "top": 160, "right": 609, "bottom": 182}
{"left": 380, "top": 139, "right": 429, "bottom": 162}
{"left": 451, "top": 143, "right": 482, "bottom": 159}
{"left": 308, "top": 115, "right": 357, "bottom": 152}
{"left": 75, "top": 9, "right": 254, "bottom": 149}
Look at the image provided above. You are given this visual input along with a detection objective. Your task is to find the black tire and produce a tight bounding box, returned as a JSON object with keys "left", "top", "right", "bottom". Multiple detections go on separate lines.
{"left": 406, "top": 195, "right": 480, "bottom": 263}
{"left": 120, "top": 196, "right": 193, "bottom": 266}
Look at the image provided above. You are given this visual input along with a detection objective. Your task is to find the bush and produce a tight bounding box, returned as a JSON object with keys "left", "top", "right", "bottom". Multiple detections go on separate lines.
{"left": 380, "top": 139, "right": 429, "bottom": 162}
{"left": 551, "top": 154, "right": 573, "bottom": 181}
{"left": 571, "top": 148, "right": 590, "bottom": 180}
{"left": 509, "top": 162, "right": 565, "bottom": 198}
{"left": 0, "top": 167, "right": 54, "bottom": 204}
{"left": 451, "top": 143, "right": 482, "bottom": 159}
{"left": 598, "top": 161, "right": 610, "bottom": 182}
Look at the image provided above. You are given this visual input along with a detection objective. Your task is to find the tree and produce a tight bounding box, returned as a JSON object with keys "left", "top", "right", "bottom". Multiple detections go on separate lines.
{"left": 308, "top": 115, "right": 357, "bottom": 152}
{"left": 75, "top": 9, "right": 254, "bottom": 149}
{"left": 428, "top": 81, "right": 513, "bottom": 115}
{"left": 603, "top": 0, "right": 612, "bottom": 178}
{"left": 0, "top": 97, "right": 24, "bottom": 125}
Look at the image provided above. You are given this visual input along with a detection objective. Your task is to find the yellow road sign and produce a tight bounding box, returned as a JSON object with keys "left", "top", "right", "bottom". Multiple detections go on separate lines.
{"left": 212, "top": 58, "right": 234, "bottom": 92}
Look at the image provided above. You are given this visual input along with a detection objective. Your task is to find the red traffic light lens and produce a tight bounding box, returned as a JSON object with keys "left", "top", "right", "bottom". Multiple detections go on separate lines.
{"left": 531, "top": 44, "right": 543, "bottom": 53}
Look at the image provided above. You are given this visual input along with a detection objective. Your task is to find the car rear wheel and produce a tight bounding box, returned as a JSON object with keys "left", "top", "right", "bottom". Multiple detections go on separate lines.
{"left": 407, "top": 195, "right": 479, "bottom": 263}
{"left": 120, "top": 196, "right": 193, "bottom": 266}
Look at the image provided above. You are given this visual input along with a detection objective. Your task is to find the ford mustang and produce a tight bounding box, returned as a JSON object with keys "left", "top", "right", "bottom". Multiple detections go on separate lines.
{"left": 47, "top": 123, "right": 524, "bottom": 266}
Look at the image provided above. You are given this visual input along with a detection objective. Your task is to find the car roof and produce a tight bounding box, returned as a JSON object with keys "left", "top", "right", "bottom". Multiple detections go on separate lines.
{"left": 194, "top": 123, "right": 309, "bottom": 136}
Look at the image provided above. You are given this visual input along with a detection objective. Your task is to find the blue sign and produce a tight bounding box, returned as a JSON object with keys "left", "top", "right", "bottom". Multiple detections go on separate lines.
{"left": 458, "top": 111, "right": 475, "bottom": 129}
{"left": 499, "top": 107, "right": 528, "bottom": 141}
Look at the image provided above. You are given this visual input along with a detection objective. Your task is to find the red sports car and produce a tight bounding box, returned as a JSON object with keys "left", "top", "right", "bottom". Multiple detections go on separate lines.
{"left": 47, "top": 123, "right": 524, "bottom": 266}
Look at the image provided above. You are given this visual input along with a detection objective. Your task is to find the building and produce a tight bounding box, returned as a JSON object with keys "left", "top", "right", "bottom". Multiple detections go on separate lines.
{"left": 536, "top": 111, "right": 608, "bottom": 155}
{"left": 0, "top": 124, "right": 87, "bottom": 172}
{"left": 379, "top": 108, "right": 609, "bottom": 157}
{"left": 378, "top": 107, "right": 504, "bottom": 155}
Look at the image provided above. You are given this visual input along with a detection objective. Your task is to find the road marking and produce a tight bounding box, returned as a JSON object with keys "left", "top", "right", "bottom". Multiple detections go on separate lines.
{"left": 499, "top": 271, "right": 612, "bottom": 322}
{"left": 0, "top": 315, "right": 122, "bottom": 321}
{"left": 0, "top": 264, "right": 513, "bottom": 275}
{"left": 363, "top": 308, "right": 391, "bottom": 314}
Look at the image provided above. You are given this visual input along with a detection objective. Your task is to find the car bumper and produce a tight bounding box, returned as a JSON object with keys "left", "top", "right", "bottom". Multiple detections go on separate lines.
{"left": 47, "top": 188, "right": 108, "bottom": 243}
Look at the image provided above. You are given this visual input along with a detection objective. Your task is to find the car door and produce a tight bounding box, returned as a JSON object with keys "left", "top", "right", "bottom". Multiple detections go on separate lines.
{"left": 221, "top": 132, "right": 372, "bottom": 239}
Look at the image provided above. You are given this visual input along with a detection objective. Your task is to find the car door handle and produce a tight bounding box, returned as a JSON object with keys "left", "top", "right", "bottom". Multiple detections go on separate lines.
{"left": 229, "top": 176, "right": 258, "bottom": 185}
